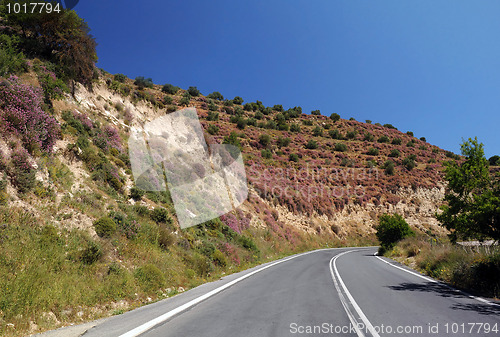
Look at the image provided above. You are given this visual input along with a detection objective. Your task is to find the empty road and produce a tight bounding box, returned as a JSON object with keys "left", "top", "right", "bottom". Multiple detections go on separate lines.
{"left": 82, "top": 247, "right": 500, "bottom": 337}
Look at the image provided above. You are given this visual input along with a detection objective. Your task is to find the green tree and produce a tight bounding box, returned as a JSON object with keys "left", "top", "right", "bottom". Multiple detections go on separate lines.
{"left": 207, "top": 91, "right": 224, "bottom": 101}
{"left": 330, "top": 113, "right": 340, "bottom": 122}
{"left": 0, "top": 3, "right": 97, "bottom": 87}
{"left": 436, "top": 137, "right": 500, "bottom": 242}
{"left": 376, "top": 214, "right": 414, "bottom": 253}
{"left": 489, "top": 155, "right": 500, "bottom": 166}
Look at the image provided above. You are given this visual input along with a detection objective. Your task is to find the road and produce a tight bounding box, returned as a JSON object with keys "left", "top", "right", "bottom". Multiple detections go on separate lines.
{"left": 81, "top": 247, "right": 500, "bottom": 337}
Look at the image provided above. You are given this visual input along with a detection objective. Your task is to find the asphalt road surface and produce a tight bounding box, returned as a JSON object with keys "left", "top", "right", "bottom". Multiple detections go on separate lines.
{"left": 82, "top": 247, "right": 500, "bottom": 337}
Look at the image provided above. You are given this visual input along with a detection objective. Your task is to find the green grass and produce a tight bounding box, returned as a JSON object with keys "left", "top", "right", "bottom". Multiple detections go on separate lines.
{"left": 0, "top": 205, "right": 370, "bottom": 336}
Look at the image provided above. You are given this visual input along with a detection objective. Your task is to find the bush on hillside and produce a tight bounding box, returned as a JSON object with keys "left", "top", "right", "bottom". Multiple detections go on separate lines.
{"left": 162, "top": 83, "right": 179, "bottom": 94}
{"left": 93, "top": 217, "right": 117, "bottom": 238}
{"left": 207, "top": 91, "right": 224, "bottom": 100}
{"left": 134, "top": 76, "right": 153, "bottom": 89}
{"left": 376, "top": 213, "right": 413, "bottom": 253}
{"left": 114, "top": 73, "right": 126, "bottom": 83}
{"left": 0, "top": 76, "right": 60, "bottom": 153}
{"left": 233, "top": 96, "right": 244, "bottom": 105}
{"left": 330, "top": 113, "right": 340, "bottom": 122}
{"left": 187, "top": 86, "right": 200, "bottom": 96}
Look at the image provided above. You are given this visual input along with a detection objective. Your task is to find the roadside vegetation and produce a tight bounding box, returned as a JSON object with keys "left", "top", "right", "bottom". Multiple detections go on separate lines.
{"left": 379, "top": 138, "right": 500, "bottom": 299}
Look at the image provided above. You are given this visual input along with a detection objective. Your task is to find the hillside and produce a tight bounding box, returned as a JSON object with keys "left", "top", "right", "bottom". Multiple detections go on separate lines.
{"left": 0, "top": 7, "right": 465, "bottom": 335}
{"left": 0, "top": 61, "right": 459, "bottom": 335}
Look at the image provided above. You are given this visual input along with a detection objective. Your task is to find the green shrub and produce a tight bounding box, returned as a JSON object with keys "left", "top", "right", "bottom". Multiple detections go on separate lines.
{"left": 236, "top": 118, "right": 247, "bottom": 129}
{"left": 407, "top": 140, "right": 415, "bottom": 148}
{"left": 247, "top": 118, "right": 257, "bottom": 126}
{"left": 389, "top": 149, "right": 400, "bottom": 158}
{"left": 403, "top": 156, "right": 416, "bottom": 170}
{"left": 134, "top": 76, "right": 153, "bottom": 89}
{"left": 133, "top": 205, "right": 149, "bottom": 217}
{"left": 365, "top": 120, "right": 372, "bottom": 124}
{"left": 346, "top": 130, "right": 357, "bottom": 139}
{"left": 330, "top": 113, "right": 340, "bottom": 122}
{"left": 364, "top": 132, "right": 375, "bottom": 141}
{"left": 206, "top": 111, "right": 219, "bottom": 121}
{"left": 158, "top": 226, "right": 175, "bottom": 250}
{"left": 367, "top": 147, "right": 379, "bottom": 156}
{"left": 207, "top": 91, "right": 224, "bottom": 101}
{"left": 80, "top": 240, "right": 103, "bottom": 265}
{"left": 277, "top": 136, "right": 291, "bottom": 148}
{"left": 305, "top": 140, "right": 318, "bottom": 149}
{"left": 376, "top": 214, "right": 413, "bottom": 253}
{"left": 10, "top": 147, "right": 36, "bottom": 193}
{"left": 212, "top": 249, "right": 227, "bottom": 267}
{"left": 162, "top": 83, "right": 179, "bottom": 94}
{"left": 420, "top": 137, "right": 427, "bottom": 142}
{"left": 150, "top": 207, "right": 171, "bottom": 224}
{"left": 114, "top": 73, "right": 126, "bottom": 83}
{"left": 233, "top": 96, "right": 244, "bottom": 105}
{"left": 238, "top": 236, "right": 259, "bottom": 253}
{"left": 0, "top": 34, "right": 28, "bottom": 76}
{"left": 312, "top": 126, "right": 323, "bottom": 137}
{"left": 93, "top": 217, "right": 117, "bottom": 238}
{"left": 187, "top": 86, "right": 201, "bottom": 96}
{"left": 302, "top": 120, "right": 313, "bottom": 126}
{"left": 261, "top": 149, "right": 272, "bottom": 159}
{"left": 329, "top": 129, "right": 343, "bottom": 140}
{"left": 163, "top": 95, "right": 173, "bottom": 105}
{"left": 311, "top": 109, "right": 321, "bottom": 115}
{"left": 134, "top": 264, "right": 165, "bottom": 292}
{"left": 289, "top": 153, "right": 299, "bottom": 162}
{"left": 391, "top": 138, "right": 402, "bottom": 145}
{"left": 335, "top": 143, "right": 348, "bottom": 152}
{"left": 378, "top": 135, "right": 390, "bottom": 143}
{"left": 383, "top": 160, "right": 395, "bottom": 175}
{"left": 406, "top": 131, "right": 414, "bottom": 137}
{"left": 129, "top": 187, "right": 145, "bottom": 201}
{"left": 290, "top": 124, "right": 301, "bottom": 132}
{"left": 207, "top": 124, "right": 219, "bottom": 135}
{"left": 383, "top": 123, "right": 397, "bottom": 130}
{"left": 179, "top": 96, "right": 190, "bottom": 106}
{"left": 259, "top": 134, "right": 271, "bottom": 147}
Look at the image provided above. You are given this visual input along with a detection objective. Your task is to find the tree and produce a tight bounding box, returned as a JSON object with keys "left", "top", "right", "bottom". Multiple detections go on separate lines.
{"left": 162, "top": 83, "right": 179, "bottom": 94}
{"left": 376, "top": 214, "right": 414, "bottom": 253}
{"left": 207, "top": 91, "right": 224, "bottom": 101}
{"left": 436, "top": 138, "right": 500, "bottom": 242}
{"left": 134, "top": 76, "right": 153, "bottom": 89}
{"left": 311, "top": 110, "right": 321, "bottom": 115}
{"left": 489, "top": 155, "right": 500, "bottom": 166}
{"left": 187, "top": 86, "right": 201, "bottom": 96}
{"left": 330, "top": 113, "right": 340, "bottom": 122}
{"left": 233, "top": 96, "right": 244, "bottom": 105}
{"left": 0, "top": 2, "right": 97, "bottom": 87}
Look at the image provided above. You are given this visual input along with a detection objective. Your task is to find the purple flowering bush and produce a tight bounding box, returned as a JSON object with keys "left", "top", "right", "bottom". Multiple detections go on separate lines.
{"left": 0, "top": 76, "right": 60, "bottom": 153}
{"left": 93, "top": 124, "right": 122, "bottom": 153}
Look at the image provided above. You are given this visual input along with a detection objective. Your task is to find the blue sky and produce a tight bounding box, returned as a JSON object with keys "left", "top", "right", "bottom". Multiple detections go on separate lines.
{"left": 74, "top": 0, "right": 500, "bottom": 158}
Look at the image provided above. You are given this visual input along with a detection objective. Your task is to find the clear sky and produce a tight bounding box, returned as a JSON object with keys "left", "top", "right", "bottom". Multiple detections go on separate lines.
{"left": 74, "top": 0, "right": 500, "bottom": 158}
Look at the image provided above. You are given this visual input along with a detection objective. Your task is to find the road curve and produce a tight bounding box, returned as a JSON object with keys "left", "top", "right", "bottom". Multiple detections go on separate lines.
{"left": 83, "top": 247, "right": 500, "bottom": 337}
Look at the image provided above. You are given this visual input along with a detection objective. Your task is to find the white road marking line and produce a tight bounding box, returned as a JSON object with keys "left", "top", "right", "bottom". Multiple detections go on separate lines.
{"left": 119, "top": 246, "right": 368, "bottom": 337}
{"left": 330, "top": 250, "right": 380, "bottom": 337}
{"left": 374, "top": 253, "right": 500, "bottom": 308}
